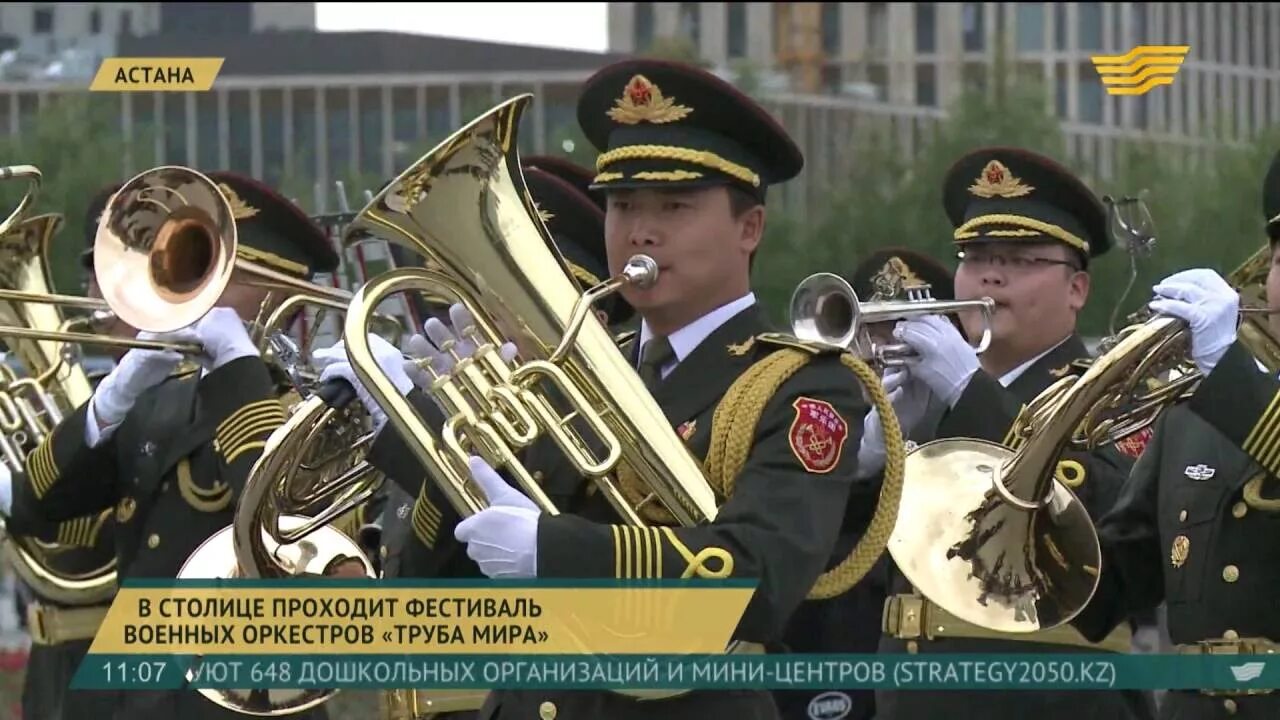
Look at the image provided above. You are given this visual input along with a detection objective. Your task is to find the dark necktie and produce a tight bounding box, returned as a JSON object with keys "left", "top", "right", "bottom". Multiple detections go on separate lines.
{"left": 638, "top": 336, "right": 675, "bottom": 392}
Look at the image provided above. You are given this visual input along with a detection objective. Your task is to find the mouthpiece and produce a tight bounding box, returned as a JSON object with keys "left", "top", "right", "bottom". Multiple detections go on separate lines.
{"left": 623, "top": 254, "right": 659, "bottom": 289}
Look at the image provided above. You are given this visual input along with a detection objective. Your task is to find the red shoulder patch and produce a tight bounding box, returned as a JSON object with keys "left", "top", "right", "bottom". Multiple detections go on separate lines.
{"left": 1115, "top": 426, "right": 1154, "bottom": 460}
{"left": 788, "top": 397, "right": 849, "bottom": 474}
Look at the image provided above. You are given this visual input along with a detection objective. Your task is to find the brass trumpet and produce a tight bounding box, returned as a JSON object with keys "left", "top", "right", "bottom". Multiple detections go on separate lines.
{"left": 789, "top": 271, "right": 995, "bottom": 365}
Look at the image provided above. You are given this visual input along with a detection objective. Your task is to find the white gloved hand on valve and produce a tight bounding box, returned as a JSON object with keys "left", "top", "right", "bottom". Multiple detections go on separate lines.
{"left": 892, "top": 315, "right": 980, "bottom": 409}
{"left": 453, "top": 456, "right": 541, "bottom": 579}
{"left": 855, "top": 366, "right": 936, "bottom": 479}
{"left": 191, "top": 307, "right": 260, "bottom": 372}
{"left": 1148, "top": 268, "right": 1240, "bottom": 375}
{"left": 92, "top": 328, "right": 199, "bottom": 428}
{"left": 402, "top": 304, "right": 518, "bottom": 388}
{"left": 313, "top": 334, "right": 415, "bottom": 431}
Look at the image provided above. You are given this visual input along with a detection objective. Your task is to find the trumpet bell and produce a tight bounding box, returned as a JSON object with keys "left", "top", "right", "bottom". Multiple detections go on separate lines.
{"left": 94, "top": 166, "right": 237, "bottom": 333}
{"left": 887, "top": 438, "right": 1101, "bottom": 633}
{"left": 790, "top": 273, "right": 861, "bottom": 349}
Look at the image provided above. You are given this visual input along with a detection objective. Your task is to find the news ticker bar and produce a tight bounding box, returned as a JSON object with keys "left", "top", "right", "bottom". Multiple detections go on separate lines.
{"left": 72, "top": 654, "right": 1278, "bottom": 692}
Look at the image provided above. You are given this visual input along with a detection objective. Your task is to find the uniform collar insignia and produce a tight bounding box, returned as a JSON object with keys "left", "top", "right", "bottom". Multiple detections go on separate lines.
{"left": 1049, "top": 363, "right": 1073, "bottom": 378}
{"left": 534, "top": 201, "right": 554, "bottom": 223}
{"left": 728, "top": 337, "right": 756, "bottom": 356}
{"left": 968, "top": 159, "right": 1034, "bottom": 199}
{"left": 218, "top": 183, "right": 260, "bottom": 219}
{"left": 608, "top": 74, "right": 694, "bottom": 125}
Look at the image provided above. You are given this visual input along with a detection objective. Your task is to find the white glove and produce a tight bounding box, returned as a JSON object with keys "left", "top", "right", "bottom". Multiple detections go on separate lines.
{"left": 313, "top": 335, "right": 414, "bottom": 430}
{"left": 893, "top": 315, "right": 981, "bottom": 408}
{"left": 92, "top": 329, "right": 199, "bottom": 427}
{"left": 192, "top": 307, "right": 260, "bottom": 371}
{"left": 1149, "top": 269, "right": 1240, "bottom": 375}
{"left": 453, "top": 456, "right": 541, "bottom": 579}
{"left": 404, "top": 304, "right": 518, "bottom": 386}
{"left": 0, "top": 463, "right": 13, "bottom": 515}
{"left": 855, "top": 367, "right": 936, "bottom": 479}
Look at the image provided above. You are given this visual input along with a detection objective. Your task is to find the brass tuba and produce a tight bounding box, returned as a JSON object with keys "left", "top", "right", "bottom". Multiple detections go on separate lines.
{"left": 338, "top": 93, "right": 719, "bottom": 527}
{"left": 1, "top": 205, "right": 118, "bottom": 606}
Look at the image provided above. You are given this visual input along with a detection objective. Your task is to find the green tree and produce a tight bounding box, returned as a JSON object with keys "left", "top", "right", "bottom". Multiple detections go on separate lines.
{"left": 0, "top": 93, "right": 135, "bottom": 295}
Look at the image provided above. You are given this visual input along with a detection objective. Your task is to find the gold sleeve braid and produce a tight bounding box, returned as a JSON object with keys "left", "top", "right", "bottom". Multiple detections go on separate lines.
{"left": 703, "top": 348, "right": 904, "bottom": 600}
{"left": 213, "top": 398, "right": 287, "bottom": 465}
{"left": 55, "top": 509, "right": 112, "bottom": 548}
{"left": 25, "top": 431, "right": 58, "bottom": 499}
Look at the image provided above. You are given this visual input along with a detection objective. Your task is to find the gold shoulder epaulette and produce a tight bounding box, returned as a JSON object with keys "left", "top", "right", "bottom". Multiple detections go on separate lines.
{"left": 754, "top": 332, "right": 842, "bottom": 355}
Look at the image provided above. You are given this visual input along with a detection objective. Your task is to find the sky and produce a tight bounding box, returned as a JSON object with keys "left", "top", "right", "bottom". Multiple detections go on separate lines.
{"left": 314, "top": 2, "right": 611, "bottom": 53}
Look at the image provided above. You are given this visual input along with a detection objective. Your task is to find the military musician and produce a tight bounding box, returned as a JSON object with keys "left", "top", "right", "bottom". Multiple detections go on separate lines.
{"left": 1071, "top": 150, "right": 1280, "bottom": 719}
{"left": 868, "top": 147, "right": 1155, "bottom": 720}
{"left": 9, "top": 172, "right": 339, "bottom": 720}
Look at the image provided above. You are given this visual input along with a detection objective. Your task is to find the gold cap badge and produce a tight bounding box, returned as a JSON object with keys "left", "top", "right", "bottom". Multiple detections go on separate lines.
{"left": 607, "top": 75, "right": 693, "bottom": 125}
{"left": 218, "top": 183, "right": 260, "bottom": 220}
{"left": 870, "top": 257, "right": 925, "bottom": 300}
{"left": 968, "top": 160, "right": 1034, "bottom": 199}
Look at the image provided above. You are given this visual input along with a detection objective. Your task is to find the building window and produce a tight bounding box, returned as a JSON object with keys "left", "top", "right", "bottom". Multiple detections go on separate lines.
{"left": 1016, "top": 3, "right": 1045, "bottom": 51}
{"left": 1232, "top": 4, "right": 1242, "bottom": 66}
{"left": 868, "top": 3, "right": 888, "bottom": 54}
{"left": 1055, "top": 62, "right": 1068, "bottom": 117}
{"left": 1223, "top": 4, "right": 1233, "bottom": 65}
{"left": 821, "top": 2, "right": 841, "bottom": 55}
{"left": 678, "top": 3, "right": 701, "bottom": 48}
{"left": 963, "top": 63, "right": 987, "bottom": 94}
{"left": 33, "top": 6, "right": 54, "bottom": 34}
{"left": 1131, "top": 4, "right": 1147, "bottom": 47}
{"left": 727, "top": 3, "right": 747, "bottom": 58}
{"left": 1111, "top": 2, "right": 1124, "bottom": 49}
{"left": 1265, "top": 6, "right": 1273, "bottom": 69}
{"left": 121, "top": 10, "right": 133, "bottom": 35}
{"left": 1078, "top": 61, "right": 1103, "bottom": 123}
{"left": 822, "top": 65, "right": 842, "bottom": 94}
{"left": 962, "top": 2, "right": 985, "bottom": 51}
{"left": 89, "top": 7, "right": 101, "bottom": 34}
{"left": 634, "top": 2, "right": 654, "bottom": 52}
{"left": 868, "top": 64, "right": 888, "bottom": 101}
{"left": 916, "top": 3, "right": 936, "bottom": 53}
{"left": 1053, "top": 3, "right": 1068, "bottom": 50}
{"left": 1078, "top": 3, "right": 1102, "bottom": 50}
{"left": 916, "top": 63, "right": 937, "bottom": 106}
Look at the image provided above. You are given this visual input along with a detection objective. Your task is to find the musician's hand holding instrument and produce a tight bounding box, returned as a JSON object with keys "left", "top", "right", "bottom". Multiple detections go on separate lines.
{"left": 892, "top": 314, "right": 981, "bottom": 407}
{"left": 1148, "top": 268, "right": 1241, "bottom": 375}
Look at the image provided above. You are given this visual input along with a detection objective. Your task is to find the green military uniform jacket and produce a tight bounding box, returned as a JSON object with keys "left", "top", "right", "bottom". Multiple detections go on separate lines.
{"left": 11, "top": 356, "right": 329, "bottom": 720}
{"left": 369, "top": 303, "right": 873, "bottom": 719}
{"left": 876, "top": 334, "right": 1154, "bottom": 720}
{"left": 1074, "top": 339, "right": 1280, "bottom": 719}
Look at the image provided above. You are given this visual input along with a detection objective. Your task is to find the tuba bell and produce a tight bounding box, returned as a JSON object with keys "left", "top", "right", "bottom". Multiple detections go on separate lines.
{"left": 790, "top": 269, "right": 996, "bottom": 366}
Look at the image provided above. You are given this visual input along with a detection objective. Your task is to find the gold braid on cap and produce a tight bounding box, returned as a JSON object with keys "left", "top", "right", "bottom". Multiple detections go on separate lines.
{"left": 954, "top": 213, "right": 1090, "bottom": 254}
{"left": 595, "top": 145, "right": 760, "bottom": 187}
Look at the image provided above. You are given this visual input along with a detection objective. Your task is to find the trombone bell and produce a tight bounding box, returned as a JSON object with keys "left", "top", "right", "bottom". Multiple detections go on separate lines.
{"left": 789, "top": 272, "right": 996, "bottom": 366}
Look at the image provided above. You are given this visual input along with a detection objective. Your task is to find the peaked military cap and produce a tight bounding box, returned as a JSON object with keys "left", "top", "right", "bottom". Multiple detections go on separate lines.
{"left": 524, "top": 165, "right": 634, "bottom": 325}
{"left": 577, "top": 59, "right": 803, "bottom": 199}
{"left": 1263, "top": 150, "right": 1280, "bottom": 242}
{"left": 849, "top": 247, "right": 954, "bottom": 303}
{"left": 203, "top": 171, "right": 340, "bottom": 279}
{"left": 80, "top": 181, "right": 124, "bottom": 272}
{"left": 942, "top": 147, "right": 1108, "bottom": 267}
{"left": 524, "top": 155, "right": 604, "bottom": 213}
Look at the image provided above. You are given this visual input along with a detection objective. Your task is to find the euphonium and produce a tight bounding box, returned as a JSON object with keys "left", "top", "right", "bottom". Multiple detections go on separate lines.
{"left": 789, "top": 270, "right": 996, "bottom": 365}
{"left": 0, "top": 198, "right": 118, "bottom": 606}
{"left": 339, "top": 93, "right": 719, "bottom": 528}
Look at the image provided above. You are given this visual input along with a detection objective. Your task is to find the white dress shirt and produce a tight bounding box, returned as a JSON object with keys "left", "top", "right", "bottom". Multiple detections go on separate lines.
{"left": 636, "top": 293, "right": 757, "bottom": 380}
{"left": 997, "top": 334, "right": 1073, "bottom": 388}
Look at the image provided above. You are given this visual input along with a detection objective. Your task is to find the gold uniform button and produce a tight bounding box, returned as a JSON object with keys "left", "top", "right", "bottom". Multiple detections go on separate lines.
{"left": 533, "top": 470, "right": 545, "bottom": 482}
{"left": 380, "top": 546, "right": 388, "bottom": 559}
{"left": 1224, "top": 629, "right": 1239, "bottom": 640}
{"left": 1232, "top": 502, "right": 1248, "bottom": 518}
{"left": 538, "top": 700, "right": 557, "bottom": 720}
{"left": 1223, "top": 698, "right": 1238, "bottom": 714}
{"left": 1178, "top": 510, "right": 1188, "bottom": 522}
{"left": 116, "top": 498, "right": 137, "bottom": 523}
{"left": 906, "top": 640, "right": 919, "bottom": 654}
{"left": 147, "top": 534, "right": 160, "bottom": 549}
{"left": 1222, "top": 565, "right": 1239, "bottom": 583}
